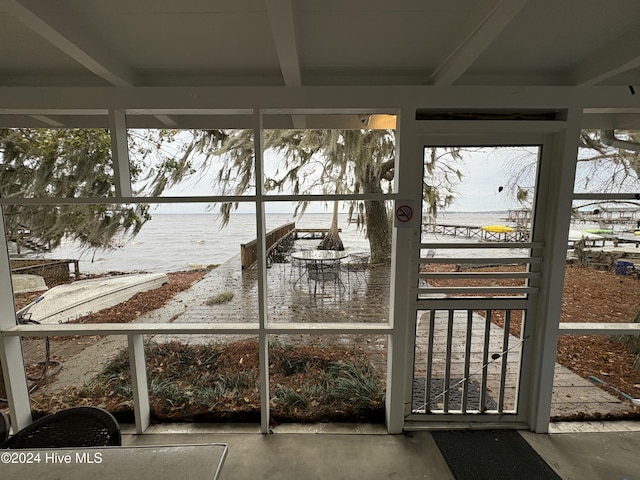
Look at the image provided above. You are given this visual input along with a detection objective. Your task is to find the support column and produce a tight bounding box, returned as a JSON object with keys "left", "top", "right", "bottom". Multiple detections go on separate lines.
{"left": 0, "top": 207, "right": 33, "bottom": 430}
{"left": 128, "top": 334, "right": 150, "bottom": 434}
{"left": 386, "top": 108, "right": 421, "bottom": 434}
{"left": 528, "top": 109, "right": 582, "bottom": 432}
{"left": 109, "top": 109, "right": 132, "bottom": 197}
{"left": 253, "top": 110, "right": 271, "bottom": 434}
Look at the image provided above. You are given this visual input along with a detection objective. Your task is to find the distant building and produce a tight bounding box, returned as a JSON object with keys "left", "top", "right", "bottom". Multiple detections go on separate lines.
{"left": 575, "top": 206, "right": 640, "bottom": 224}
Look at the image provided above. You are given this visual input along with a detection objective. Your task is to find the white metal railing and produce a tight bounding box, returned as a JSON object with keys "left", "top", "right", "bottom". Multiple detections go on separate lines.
{"left": 415, "top": 241, "right": 542, "bottom": 302}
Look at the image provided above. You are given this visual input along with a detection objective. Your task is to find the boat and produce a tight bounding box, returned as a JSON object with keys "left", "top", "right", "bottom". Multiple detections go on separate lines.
{"left": 582, "top": 228, "right": 613, "bottom": 234}
{"left": 16, "top": 273, "right": 169, "bottom": 325}
{"left": 481, "top": 225, "right": 514, "bottom": 233}
{"left": 568, "top": 229, "right": 604, "bottom": 240}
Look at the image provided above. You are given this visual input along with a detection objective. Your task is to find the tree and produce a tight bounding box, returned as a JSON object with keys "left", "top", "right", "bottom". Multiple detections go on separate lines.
{"left": 576, "top": 131, "right": 640, "bottom": 193}
{"left": 421, "top": 147, "right": 464, "bottom": 224}
{"left": 160, "top": 129, "right": 397, "bottom": 264}
{"left": 0, "top": 128, "right": 150, "bottom": 251}
{"left": 502, "top": 131, "right": 640, "bottom": 212}
{"left": 0, "top": 127, "right": 466, "bottom": 263}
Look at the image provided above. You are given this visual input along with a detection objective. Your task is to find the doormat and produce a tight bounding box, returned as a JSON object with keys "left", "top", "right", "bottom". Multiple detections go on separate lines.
{"left": 412, "top": 377, "right": 497, "bottom": 412}
{"left": 431, "top": 429, "right": 561, "bottom": 480}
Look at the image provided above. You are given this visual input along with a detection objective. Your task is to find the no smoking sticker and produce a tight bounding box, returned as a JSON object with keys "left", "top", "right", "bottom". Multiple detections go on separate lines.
{"left": 396, "top": 205, "right": 413, "bottom": 222}
{"left": 394, "top": 201, "right": 415, "bottom": 227}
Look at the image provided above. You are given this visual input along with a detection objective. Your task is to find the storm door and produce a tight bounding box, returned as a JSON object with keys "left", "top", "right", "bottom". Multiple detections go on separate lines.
{"left": 408, "top": 143, "right": 546, "bottom": 425}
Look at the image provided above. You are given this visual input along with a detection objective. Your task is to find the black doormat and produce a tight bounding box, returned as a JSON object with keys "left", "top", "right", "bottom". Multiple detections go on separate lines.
{"left": 431, "top": 430, "right": 561, "bottom": 480}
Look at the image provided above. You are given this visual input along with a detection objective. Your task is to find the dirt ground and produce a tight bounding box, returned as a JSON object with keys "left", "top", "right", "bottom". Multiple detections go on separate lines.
{"left": 426, "top": 263, "right": 640, "bottom": 403}
{"left": 557, "top": 265, "right": 640, "bottom": 399}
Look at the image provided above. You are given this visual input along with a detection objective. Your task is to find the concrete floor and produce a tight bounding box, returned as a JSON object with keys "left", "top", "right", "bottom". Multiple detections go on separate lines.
{"left": 121, "top": 423, "right": 640, "bottom": 480}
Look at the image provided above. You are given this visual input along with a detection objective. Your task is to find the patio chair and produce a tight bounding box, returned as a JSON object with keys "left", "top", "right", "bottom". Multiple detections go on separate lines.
{"left": 307, "top": 260, "right": 344, "bottom": 296}
{"left": 343, "top": 252, "right": 370, "bottom": 290}
{"left": 0, "top": 406, "right": 121, "bottom": 449}
{"left": 289, "top": 252, "right": 305, "bottom": 285}
{"left": 0, "top": 411, "right": 9, "bottom": 443}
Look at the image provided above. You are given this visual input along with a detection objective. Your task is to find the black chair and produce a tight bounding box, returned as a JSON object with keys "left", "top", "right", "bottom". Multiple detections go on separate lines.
{"left": 307, "top": 260, "right": 344, "bottom": 296}
{"left": 0, "top": 411, "right": 9, "bottom": 443}
{"left": 343, "top": 252, "right": 370, "bottom": 290}
{"left": 0, "top": 407, "right": 121, "bottom": 449}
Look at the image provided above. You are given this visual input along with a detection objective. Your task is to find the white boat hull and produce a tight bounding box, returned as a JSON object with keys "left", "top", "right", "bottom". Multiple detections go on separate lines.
{"left": 18, "top": 273, "right": 169, "bottom": 325}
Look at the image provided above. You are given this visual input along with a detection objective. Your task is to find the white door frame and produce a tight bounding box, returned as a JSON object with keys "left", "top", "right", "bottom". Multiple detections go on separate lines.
{"left": 398, "top": 120, "right": 579, "bottom": 432}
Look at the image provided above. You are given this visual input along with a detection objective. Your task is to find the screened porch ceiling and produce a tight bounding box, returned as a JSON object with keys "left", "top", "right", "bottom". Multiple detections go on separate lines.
{"left": 1, "top": 0, "right": 640, "bottom": 129}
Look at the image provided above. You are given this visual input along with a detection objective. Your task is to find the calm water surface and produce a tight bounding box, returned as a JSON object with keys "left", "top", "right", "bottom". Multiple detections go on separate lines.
{"left": 35, "top": 211, "right": 518, "bottom": 274}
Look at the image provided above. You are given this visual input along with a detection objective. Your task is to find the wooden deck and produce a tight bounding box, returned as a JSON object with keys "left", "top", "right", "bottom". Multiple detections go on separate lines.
{"left": 169, "top": 254, "right": 391, "bottom": 326}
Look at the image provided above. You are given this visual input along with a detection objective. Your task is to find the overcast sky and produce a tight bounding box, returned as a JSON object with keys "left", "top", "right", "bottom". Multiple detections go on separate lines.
{"left": 145, "top": 145, "right": 539, "bottom": 214}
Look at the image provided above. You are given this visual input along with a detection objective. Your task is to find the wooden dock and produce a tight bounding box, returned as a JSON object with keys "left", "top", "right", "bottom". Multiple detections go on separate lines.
{"left": 428, "top": 224, "right": 529, "bottom": 242}
{"left": 240, "top": 224, "right": 342, "bottom": 269}
{"left": 10, "top": 258, "right": 80, "bottom": 283}
{"left": 240, "top": 222, "right": 296, "bottom": 269}
{"left": 294, "top": 228, "right": 341, "bottom": 240}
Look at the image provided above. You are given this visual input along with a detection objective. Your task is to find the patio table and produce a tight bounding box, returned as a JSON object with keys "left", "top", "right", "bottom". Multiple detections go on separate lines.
{"left": 290, "top": 250, "right": 349, "bottom": 293}
{"left": 0, "top": 443, "right": 227, "bottom": 480}
{"left": 291, "top": 250, "right": 349, "bottom": 263}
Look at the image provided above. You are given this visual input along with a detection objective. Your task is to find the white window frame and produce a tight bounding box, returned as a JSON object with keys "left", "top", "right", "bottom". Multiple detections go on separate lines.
{"left": 0, "top": 109, "right": 400, "bottom": 433}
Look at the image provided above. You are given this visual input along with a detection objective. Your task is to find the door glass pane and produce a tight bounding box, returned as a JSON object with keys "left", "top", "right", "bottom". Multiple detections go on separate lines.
{"left": 420, "top": 146, "right": 540, "bottom": 300}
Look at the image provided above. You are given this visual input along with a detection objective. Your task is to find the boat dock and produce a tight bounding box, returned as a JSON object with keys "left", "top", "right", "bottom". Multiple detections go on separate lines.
{"left": 429, "top": 223, "right": 640, "bottom": 249}
{"left": 427, "top": 224, "right": 529, "bottom": 242}
{"left": 294, "top": 228, "right": 340, "bottom": 240}
{"left": 240, "top": 223, "right": 341, "bottom": 269}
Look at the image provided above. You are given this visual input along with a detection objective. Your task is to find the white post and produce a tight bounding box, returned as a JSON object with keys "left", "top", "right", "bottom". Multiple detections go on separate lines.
{"left": 128, "top": 334, "right": 150, "bottom": 434}
{"left": 386, "top": 108, "right": 421, "bottom": 434}
{"left": 253, "top": 109, "right": 271, "bottom": 433}
{"left": 109, "top": 109, "right": 132, "bottom": 198}
{"left": 527, "top": 109, "right": 582, "bottom": 432}
{"left": 0, "top": 207, "right": 33, "bottom": 430}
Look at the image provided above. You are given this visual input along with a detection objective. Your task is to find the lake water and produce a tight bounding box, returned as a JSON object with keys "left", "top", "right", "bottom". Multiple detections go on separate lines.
{"left": 33, "top": 211, "right": 512, "bottom": 274}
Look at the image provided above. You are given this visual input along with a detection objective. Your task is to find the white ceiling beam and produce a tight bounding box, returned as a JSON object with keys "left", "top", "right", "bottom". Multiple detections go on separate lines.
{"left": 265, "top": 0, "right": 306, "bottom": 128}
{"left": 571, "top": 28, "right": 640, "bottom": 86}
{"left": 153, "top": 115, "right": 178, "bottom": 127}
{"left": 265, "top": 0, "right": 302, "bottom": 87}
{"left": 1, "top": 0, "right": 135, "bottom": 87}
{"left": 429, "top": 0, "right": 529, "bottom": 86}
{"left": 2, "top": 85, "right": 639, "bottom": 111}
{"left": 28, "top": 114, "right": 64, "bottom": 127}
